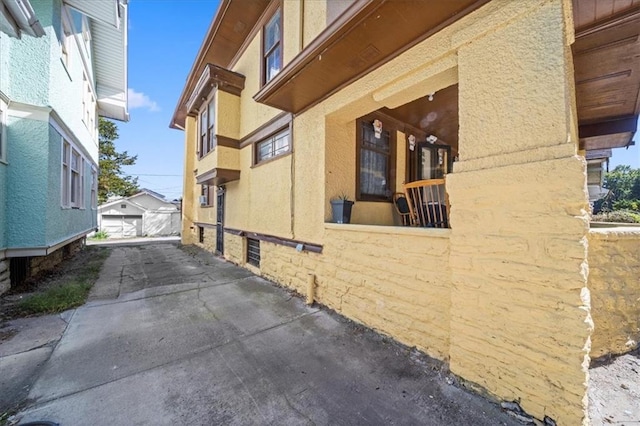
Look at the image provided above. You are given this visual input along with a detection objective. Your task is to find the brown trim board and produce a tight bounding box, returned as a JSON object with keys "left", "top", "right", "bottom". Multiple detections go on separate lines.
{"left": 240, "top": 112, "right": 292, "bottom": 148}
{"left": 224, "top": 228, "right": 323, "bottom": 254}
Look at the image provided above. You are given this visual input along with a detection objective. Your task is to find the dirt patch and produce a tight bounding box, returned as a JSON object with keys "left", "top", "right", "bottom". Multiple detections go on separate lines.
{"left": 0, "top": 246, "right": 111, "bottom": 323}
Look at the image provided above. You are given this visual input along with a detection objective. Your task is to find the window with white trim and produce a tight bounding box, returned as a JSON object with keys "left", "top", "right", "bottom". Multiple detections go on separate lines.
{"left": 91, "top": 168, "right": 98, "bottom": 209}
{"left": 0, "top": 100, "right": 6, "bottom": 162}
{"left": 62, "top": 141, "right": 85, "bottom": 208}
{"left": 82, "top": 73, "right": 96, "bottom": 138}
{"left": 256, "top": 128, "right": 290, "bottom": 164}
{"left": 61, "top": 12, "right": 72, "bottom": 69}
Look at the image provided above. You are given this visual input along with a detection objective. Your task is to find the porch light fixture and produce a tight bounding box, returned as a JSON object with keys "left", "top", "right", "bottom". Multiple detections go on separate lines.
{"left": 408, "top": 134, "right": 416, "bottom": 151}
{"left": 428, "top": 92, "right": 434, "bottom": 101}
{"left": 373, "top": 119, "right": 382, "bottom": 139}
{"left": 427, "top": 134, "right": 438, "bottom": 144}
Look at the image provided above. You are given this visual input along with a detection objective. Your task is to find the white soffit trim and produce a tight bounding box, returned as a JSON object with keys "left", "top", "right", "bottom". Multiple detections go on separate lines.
{"left": 64, "top": 0, "right": 120, "bottom": 28}
{"left": 1, "top": 0, "right": 45, "bottom": 38}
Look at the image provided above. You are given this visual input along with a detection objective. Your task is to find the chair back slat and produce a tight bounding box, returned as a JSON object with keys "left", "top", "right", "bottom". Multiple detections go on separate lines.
{"left": 402, "top": 179, "right": 449, "bottom": 228}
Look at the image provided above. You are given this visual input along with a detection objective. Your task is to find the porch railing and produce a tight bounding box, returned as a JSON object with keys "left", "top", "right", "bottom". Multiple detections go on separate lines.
{"left": 402, "top": 178, "right": 449, "bottom": 228}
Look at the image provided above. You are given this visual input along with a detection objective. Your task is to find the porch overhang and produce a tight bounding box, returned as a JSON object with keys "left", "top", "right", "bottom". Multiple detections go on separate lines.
{"left": 573, "top": 4, "right": 640, "bottom": 152}
{"left": 196, "top": 168, "right": 240, "bottom": 186}
{"left": 253, "top": 0, "right": 490, "bottom": 114}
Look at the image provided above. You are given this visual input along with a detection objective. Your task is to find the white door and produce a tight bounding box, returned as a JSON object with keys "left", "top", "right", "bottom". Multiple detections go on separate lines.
{"left": 101, "top": 215, "right": 142, "bottom": 238}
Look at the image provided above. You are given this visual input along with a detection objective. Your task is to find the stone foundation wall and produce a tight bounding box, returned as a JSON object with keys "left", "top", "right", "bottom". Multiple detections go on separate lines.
{"left": 29, "top": 238, "right": 84, "bottom": 277}
{"left": 588, "top": 228, "right": 640, "bottom": 358}
{"left": 0, "top": 257, "right": 9, "bottom": 295}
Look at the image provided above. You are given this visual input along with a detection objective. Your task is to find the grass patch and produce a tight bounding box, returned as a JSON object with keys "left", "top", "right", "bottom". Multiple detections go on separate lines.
{"left": 16, "top": 247, "right": 110, "bottom": 315}
{"left": 90, "top": 230, "right": 109, "bottom": 240}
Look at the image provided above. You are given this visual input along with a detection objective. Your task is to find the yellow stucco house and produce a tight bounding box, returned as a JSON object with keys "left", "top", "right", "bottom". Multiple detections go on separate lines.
{"left": 171, "top": 1, "right": 640, "bottom": 424}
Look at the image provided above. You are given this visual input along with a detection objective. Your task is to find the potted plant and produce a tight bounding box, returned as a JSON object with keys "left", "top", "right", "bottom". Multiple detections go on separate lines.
{"left": 330, "top": 194, "right": 354, "bottom": 224}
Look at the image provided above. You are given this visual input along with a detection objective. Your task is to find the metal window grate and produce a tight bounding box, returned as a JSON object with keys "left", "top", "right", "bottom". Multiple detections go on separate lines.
{"left": 247, "top": 238, "right": 260, "bottom": 267}
{"left": 198, "top": 226, "right": 204, "bottom": 243}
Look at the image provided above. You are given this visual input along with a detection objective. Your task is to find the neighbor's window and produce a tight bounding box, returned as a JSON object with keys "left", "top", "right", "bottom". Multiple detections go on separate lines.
{"left": 70, "top": 149, "right": 83, "bottom": 208}
{"left": 198, "top": 97, "right": 215, "bottom": 157}
{"left": 91, "top": 168, "right": 97, "bottom": 208}
{"left": 62, "top": 141, "right": 70, "bottom": 206}
{"left": 256, "top": 128, "right": 290, "bottom": 164}
{"left": 0, "top": 100, "right": 6, "bottom": 162}
{"left": 263, "top": 8, "right": 282, "bottom": 84}
{"left": 61, "top": 12, "right": 72, "bottom": 69}
{"left": 357, "top": 119, "right": 394, "bottom": 201}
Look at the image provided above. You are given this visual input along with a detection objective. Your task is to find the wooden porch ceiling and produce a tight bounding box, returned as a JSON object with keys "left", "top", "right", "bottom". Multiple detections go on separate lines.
{"left": 573, "top": 0, "right": 640, "bottom": 151}
{"left": 253, "top": 0, "right": 489, "bottom": 114}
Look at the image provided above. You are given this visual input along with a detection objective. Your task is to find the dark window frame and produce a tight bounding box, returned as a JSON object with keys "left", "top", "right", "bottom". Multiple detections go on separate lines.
{"left": 198, "top": 226, "right": 205, "bottom": 243}
{"left": 200, "top": 184, "right": 214, "bottom": 207}
{"left": 355, "top": 115, "right": 396, "bottom": 202}
{"left": 254, "top": 127, "right": 291, "bottom": 165}
{"left": 247, "top": 238, "right": 261, "bottom": 267}
{"left": 261, "top": 3, "right": 283, "bottom": 87}
{"left": 198, "top": 95, "right": 216, "bottom": 158}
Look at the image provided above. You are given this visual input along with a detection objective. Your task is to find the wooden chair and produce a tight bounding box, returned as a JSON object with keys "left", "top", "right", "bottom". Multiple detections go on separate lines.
{"left": 392, "top": 192, "right": 411, "bottom": 226}
{"left": 402, "top": 178, "right": 449, "bottom": 228}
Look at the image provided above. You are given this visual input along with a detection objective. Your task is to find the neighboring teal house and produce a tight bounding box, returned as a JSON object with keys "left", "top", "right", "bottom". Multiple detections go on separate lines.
{"left": 0, "top": 0, "right": 128, "bottom": 292}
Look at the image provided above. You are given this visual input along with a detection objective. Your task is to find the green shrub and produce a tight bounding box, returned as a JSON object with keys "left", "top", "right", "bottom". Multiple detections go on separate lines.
{"left": 592, "top": 210, "right": 640, "bottom": 223}
{"left": 18, "top": 281, "right": 93, "bottom": 314}
{"left": 91, "top": 230, "right": 109, "bottom": 240}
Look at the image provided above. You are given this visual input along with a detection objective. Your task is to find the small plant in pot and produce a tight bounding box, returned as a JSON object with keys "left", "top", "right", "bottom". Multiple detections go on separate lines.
{"left": 330, "top": 193, "right": 354, "bottom": 224}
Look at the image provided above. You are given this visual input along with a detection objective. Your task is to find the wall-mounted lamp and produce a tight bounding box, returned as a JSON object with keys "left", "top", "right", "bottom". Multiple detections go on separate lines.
{"left": 408, "top": 134, "right": 416, "bottom": 151}
{"left": 426, "top": 134, "right": 438, "bottom": 144}
{"left": 428, "top": 92, "right": 434, "bottom": 102}
{"left": 373, "top": 119, "right": 382, "bottom": 139}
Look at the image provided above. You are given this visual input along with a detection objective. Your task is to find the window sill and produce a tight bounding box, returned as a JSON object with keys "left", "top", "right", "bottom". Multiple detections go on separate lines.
{"left": 251, "top": 150, "right": 292, "bottom": 169}
{"left": 60, "top": 58, "right": 72, "bottom": 81}
{"left": 0, "top": 158, "right": 7, "bottom": 166}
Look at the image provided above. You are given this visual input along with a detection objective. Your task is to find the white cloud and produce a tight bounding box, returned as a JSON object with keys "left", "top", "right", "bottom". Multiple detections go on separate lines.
{"left": 128, "top": 88, "right": 160, "bottom": 112}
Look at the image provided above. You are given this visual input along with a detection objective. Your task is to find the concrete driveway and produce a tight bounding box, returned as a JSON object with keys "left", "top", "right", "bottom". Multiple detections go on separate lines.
{"left": 12, "top": 242, "right": 519, "bottom": 425}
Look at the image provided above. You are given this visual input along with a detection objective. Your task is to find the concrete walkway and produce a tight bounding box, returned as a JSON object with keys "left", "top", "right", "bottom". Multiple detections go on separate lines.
{"left": 11, "top": 243, "right": 520, "bottom": 425}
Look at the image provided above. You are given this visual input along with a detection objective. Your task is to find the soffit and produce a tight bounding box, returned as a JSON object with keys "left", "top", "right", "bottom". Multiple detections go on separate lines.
{"left": 171, "top": 0, "right": 270, "bottom": 129}
{"left": 196, "top": 168, "right": 240, "bottom": 186}
{"left": 573, "top": 1, "right": 640, "bottom": 151}
{"left": 253, "top": 0, "right": 489, "bottom": 114}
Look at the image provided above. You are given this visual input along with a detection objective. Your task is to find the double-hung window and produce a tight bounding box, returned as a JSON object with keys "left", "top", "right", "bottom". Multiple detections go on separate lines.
{"left": 198, "top": 97, "right": 215, "bottom": 157}
{"left": 357, "top": 119, "right": 394, "bottom": 201}
{"left": 262, "top": 8, "right": 282, "bottom": 85}
{"left": 61, "top": 12, "right": 71, "bottom": 69}
{"left": 256, "top": 129, "right": 290, "bottom": 164}
{"left": 62, "top": 141, "right": 84, "bottom": 208}
{"left": 91, "top": 168, "right": 98, "bottom": 209}
{"left": 0, "top": 100, "right": 6, "bottom": 162}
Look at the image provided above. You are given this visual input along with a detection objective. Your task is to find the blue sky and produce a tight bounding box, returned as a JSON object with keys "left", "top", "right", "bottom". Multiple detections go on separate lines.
{"left": 116, "top": 0, "right": 220, "bottom": 201}
{"left": 114, "top": 0, "right": 638, "bottom": 201}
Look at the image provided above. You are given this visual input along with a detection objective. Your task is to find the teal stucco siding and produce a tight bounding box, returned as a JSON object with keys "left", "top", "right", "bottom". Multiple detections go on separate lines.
{"left": 0, "top": 162, "right": 6, "bottom": 250}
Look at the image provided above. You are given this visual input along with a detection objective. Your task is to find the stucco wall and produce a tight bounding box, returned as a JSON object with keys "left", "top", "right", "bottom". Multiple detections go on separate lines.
{"left": 588, "top": 228, "right": 640, "bottom": 358}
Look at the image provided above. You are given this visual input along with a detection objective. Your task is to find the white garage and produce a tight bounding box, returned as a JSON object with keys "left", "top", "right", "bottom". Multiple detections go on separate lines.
{"left": 97, "top": 190, "right": 181, "bottom": 239}
{"left": 101, "top": 215, "right": 143, "bottom": 238}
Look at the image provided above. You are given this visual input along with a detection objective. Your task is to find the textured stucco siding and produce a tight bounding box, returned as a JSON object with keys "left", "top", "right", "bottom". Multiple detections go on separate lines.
{"left": 589, "top": 228, "right": 640, "bottom": 358}
{"left": 6, "top": 117, "right": 49, "bottom": 247}
{"left": 0, "top": 162, "right": 6, "bottom": 249}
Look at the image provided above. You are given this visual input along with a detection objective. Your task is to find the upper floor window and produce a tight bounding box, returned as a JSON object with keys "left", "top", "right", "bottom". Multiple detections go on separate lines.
{"left": 256, "top": 128, "right": 290, "bottom": 164}
{"left": 82, "top": 73, "right": 96, "bottom": 138}
{"left": 61, "top": 12, "right": 72, "bottom": 69}
{"left": 198, "top": 97, "right": 215, "bottom": 158}
{"left": 262, "top": 8, "right": 282, "bottom": 85}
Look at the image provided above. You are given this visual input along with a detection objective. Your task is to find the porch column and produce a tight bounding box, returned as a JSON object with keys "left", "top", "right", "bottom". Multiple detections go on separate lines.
{"left": 447, "top": 1, "right": 591, "bottom": 424}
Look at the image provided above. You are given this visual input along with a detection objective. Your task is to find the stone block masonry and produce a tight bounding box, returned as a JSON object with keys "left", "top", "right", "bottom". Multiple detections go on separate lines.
{"left": 589, "top": 228, "right": 640, "bottom": 358}
{"left": 0, "top": 257, "right": 10, "bottom": 295}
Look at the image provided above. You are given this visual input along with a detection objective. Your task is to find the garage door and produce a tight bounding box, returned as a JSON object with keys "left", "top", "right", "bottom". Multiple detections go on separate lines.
{"left": 101, "top": 215, "right": 143, "bottom": 238}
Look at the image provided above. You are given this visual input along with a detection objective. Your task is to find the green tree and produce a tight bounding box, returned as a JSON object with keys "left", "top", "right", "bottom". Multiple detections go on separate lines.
{"left": 598, "top": 165, "right": 640, "bottom": 212}
{"left": 98, "top": 118, "right": 139, "bottom": 203}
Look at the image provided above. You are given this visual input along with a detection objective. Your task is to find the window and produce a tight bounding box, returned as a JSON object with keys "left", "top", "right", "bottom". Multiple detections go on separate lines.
{"left": 198, "top": 97, "right": 215, "bottom": 157}
{"left": 61, "top": 13, "right": 72, "bottom": 69}
{"left": 91, "top": 168, "right": 97, "bottom": 208}
{"left": 82, "top": 74, "right": 96, "bottom": 138}
{"left": 62, "top": 141, "right": 70, "bottom": 206}
{"left": 256, "top": 129, "right": 290, "bottom": 164}
{"left": 0, "top": 100, "right": 6, "bottom": 162}
{"left": 247, "top": 238, "right": 260, "bottom": 267}
{"left": 62, "top": 140, "right": 88, "bottom": 208}
{"left": 200, "top": 185, "right": 214, "bottom": 207}
{"left": 357, "top": 119, "right": 395, "bottom": 201}
{"left": 262, "top": 8, "right": 282, "bottom": 84}
{"left": 198, "top": 226, "right": 205, "bottom": 243}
